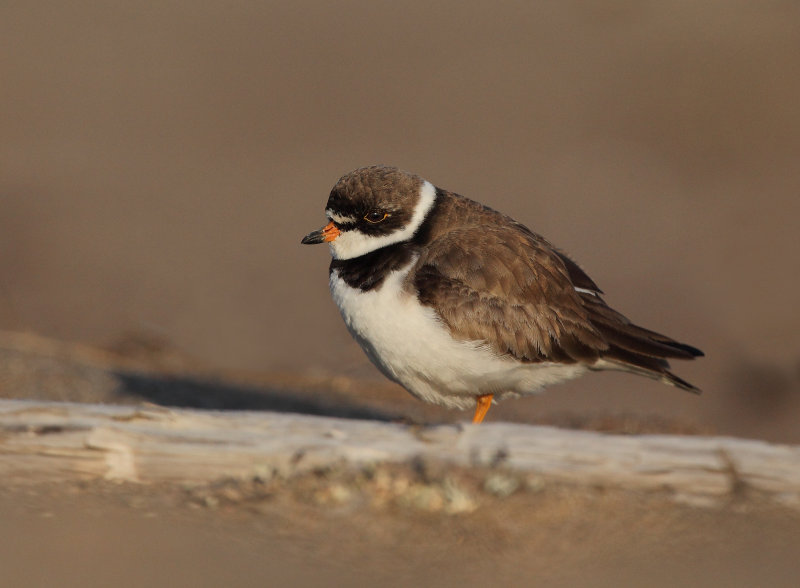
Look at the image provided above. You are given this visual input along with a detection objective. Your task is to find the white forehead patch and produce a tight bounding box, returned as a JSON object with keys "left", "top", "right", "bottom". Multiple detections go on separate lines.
{"left": 328, "top": 180, "right": 437, "bottom": 260}
{"left": 325, "top": 210, "right": 357, "bottom": 225}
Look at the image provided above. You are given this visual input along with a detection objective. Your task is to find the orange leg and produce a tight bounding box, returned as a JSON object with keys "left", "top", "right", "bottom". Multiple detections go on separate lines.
{"left": 472, "top": 393, "right": 494, "bottom": 424}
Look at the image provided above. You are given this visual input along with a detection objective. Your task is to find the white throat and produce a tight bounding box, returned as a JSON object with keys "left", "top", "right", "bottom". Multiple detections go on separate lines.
{"left": 328, "top": 180, "right": 437, "bottom": 260}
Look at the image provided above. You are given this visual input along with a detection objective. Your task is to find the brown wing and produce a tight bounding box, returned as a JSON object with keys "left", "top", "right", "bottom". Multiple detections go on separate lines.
{"left": 411, "top": 225, "right": 609, "bottom": 364}
{"left": 411, "top": 222, "right": 703, "bottom": 392}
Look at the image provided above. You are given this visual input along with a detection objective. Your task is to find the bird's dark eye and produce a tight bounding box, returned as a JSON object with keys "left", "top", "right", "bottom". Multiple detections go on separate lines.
{"left": 363, "top": 211, "right": 389, "bottom": 223}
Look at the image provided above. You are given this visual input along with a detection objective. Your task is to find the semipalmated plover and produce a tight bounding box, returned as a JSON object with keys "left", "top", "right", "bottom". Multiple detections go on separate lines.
{"left": 302, "top": 165, "right": 703, "bottom": 423}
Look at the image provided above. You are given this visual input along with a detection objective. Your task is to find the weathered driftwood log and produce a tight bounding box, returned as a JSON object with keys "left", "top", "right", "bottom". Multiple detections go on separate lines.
{"left": 1, "top": 399, "right": 798, "bottom": 508}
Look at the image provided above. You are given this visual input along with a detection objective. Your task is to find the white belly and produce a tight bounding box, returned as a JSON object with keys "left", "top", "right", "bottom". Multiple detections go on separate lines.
{"left": 329, "top": 262, "right": 587, "bottom": 409}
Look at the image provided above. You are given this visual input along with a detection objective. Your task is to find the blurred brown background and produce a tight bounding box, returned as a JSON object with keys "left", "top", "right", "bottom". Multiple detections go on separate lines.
{"left": 2, "top": 1, "right": 799, "bottom": 441}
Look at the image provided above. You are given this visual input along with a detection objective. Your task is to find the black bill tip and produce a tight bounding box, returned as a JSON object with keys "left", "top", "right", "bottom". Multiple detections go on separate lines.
{"left": 301, "top": 228, "right": 326, "bottom": 244}
{"left": 302, "top": 221, "right": 339, "bottom": 245}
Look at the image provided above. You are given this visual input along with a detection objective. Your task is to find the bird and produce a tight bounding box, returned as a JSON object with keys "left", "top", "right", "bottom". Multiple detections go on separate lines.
{"left": 301, "top": 165, "right": 703, "bottom": 424}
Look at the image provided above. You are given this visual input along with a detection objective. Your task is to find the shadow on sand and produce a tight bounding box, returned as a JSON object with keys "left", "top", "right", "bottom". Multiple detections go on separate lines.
{"left": 113, "top": 370, "right": 396, "bottom": 422}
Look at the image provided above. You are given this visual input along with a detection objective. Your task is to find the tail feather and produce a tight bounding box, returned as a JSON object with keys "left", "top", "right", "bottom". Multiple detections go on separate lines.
{"left": 598, "top": 346, "right": 702, "bottom": 394}
{"left": 577, "top": 292, "right": 703, "bottom": 393}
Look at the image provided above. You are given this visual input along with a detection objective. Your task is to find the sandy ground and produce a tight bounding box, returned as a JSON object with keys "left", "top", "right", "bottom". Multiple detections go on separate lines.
{"left": 2, "top": 332, "right": 800, "bottom": 587}
{"left": 2, "top": 2, "right": 800, "bottom": 586}
{"left": 3, "top": 477, "right": 800, "bottom": 588}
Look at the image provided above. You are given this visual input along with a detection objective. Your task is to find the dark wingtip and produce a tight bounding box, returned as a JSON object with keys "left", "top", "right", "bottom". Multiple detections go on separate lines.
{"left": 672, "top": 342, "right": 704, "bottom": 358}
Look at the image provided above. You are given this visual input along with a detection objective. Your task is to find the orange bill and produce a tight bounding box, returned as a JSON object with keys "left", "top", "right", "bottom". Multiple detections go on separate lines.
{"left": 321, "top": 221, "right": 340, "bottom": 242}
{"left": 301, "top": 221, "right": 340, "bottom": 244}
